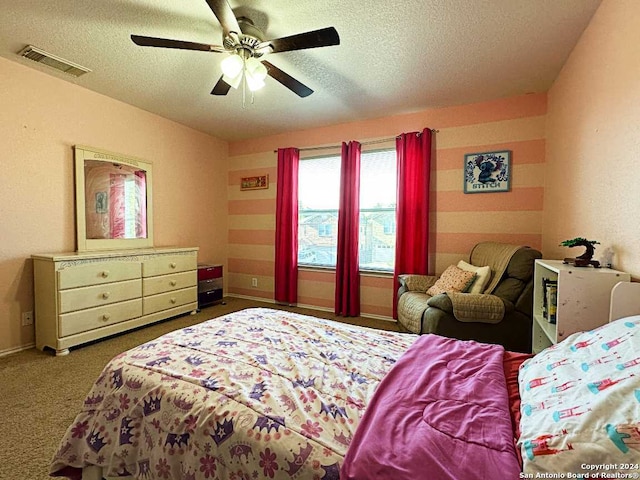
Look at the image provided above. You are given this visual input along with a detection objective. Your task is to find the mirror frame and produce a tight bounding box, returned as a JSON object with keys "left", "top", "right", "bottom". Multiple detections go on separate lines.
{"left": 74, "top": 145, "right": 154, "bottom": 251}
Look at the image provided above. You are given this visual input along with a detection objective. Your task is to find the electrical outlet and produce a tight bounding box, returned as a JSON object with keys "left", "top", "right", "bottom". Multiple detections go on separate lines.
{"left": 251, "top": 278, "right": 258, "bottom": 288}
{"left": 21, "top": 311, "right": 34, "bottom": 326}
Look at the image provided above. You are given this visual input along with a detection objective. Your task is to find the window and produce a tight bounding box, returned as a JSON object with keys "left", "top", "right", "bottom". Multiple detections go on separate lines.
{"left": 318, "top": 224, "right": 333, "bottom": 236}
{"left": 298, "top": 155, "right": 340, "bottom": 267}
{"left": 123, "top": 176, "right": 139, "bottom": 238}
{"left": 358, "top": 149, "right": 397, "bottom": 271}
{"left": 298, "top": 148, "right": 397, "bottom": 271}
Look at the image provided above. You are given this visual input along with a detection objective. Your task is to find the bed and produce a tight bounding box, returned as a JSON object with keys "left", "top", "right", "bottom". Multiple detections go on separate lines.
{"left": 50, "top": 282, "right": 640, "bottom": 479}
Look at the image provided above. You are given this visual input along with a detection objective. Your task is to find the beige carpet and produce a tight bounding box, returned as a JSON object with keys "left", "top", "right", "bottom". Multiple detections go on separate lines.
{"left": 0, "top": 298, "right": 399, "bottom": 480}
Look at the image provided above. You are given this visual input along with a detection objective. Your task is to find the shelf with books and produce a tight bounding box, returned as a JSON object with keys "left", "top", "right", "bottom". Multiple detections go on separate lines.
{"left": 532, "top": 259, "right": 630, "bottom": 354}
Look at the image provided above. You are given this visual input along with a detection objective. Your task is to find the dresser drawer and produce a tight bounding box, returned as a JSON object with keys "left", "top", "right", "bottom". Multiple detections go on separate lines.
{"left": 198, "top": 277, "right": 223, "bottom": 293}
{"left": 198, "top": 264, "right": 223, "bottom": 281}
{"left": 143, "top": 286, "right": 197, "bottom": 315}
{"left": 59, "top": 298, "right": 142, "bottom": 337}
{"left": 198, "top": 289, "right": 222, "bottom": 306}
{"left": 59, "top": 279, "right": 142, "bottom": 314}
{"left": 143, "top": 271, "right": 197, "bottom": 296}
{"left": 142, "top": 255, "right": 197, "bottom": 277}
{"left": 58, "top": 262, "right": 141, "bottom": 289}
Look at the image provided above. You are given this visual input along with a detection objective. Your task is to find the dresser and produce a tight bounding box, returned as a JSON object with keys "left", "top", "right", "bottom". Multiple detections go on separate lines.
{"left": 32, "top": 247, "right": 198, "bottom": 355}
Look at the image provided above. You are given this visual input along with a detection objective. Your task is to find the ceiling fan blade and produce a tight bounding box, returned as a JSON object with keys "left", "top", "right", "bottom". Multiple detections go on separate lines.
{"left": 205, "top": 0, "right": 241, "bottom": 37}
{"left": 131, "top": 35, "right": 225, "bottom": 52}
{"left": 262, "top": 61, "right": 313, "bottom": 98}
{"left": 211, "top": 76, "right": 232, "bottom": 95}
{"left": 259, "top": 27, "right": 340, "bottom": 54}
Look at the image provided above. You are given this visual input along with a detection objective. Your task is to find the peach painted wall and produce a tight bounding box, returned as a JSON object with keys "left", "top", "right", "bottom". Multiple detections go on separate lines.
{"left": 543, "top": 0, "right": 640, "bottom": 277}
{"left": 227, "top": 94, "right": 547, "bottom": 318}
{"left": 0, "top": 57, "right": 228, "bottom": 354}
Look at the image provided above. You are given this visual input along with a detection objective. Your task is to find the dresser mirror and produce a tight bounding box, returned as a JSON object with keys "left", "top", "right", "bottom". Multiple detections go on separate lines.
{"left": 74, "top": 145, "right": 154, "bottom": 251}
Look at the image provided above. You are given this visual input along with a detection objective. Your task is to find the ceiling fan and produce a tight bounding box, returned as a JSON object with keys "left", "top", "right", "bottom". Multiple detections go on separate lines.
{"left": 131, "top": 0, "right": 340, "bottom": 98}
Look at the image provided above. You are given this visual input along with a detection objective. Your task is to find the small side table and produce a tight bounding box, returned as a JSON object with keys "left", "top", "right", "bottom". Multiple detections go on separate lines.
{"left": 197, "top": 264, "right": 224, "bottom": 309}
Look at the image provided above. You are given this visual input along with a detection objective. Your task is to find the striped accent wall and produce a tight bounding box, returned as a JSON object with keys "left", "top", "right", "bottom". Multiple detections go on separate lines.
{"left": 227, "top": 162, "right": 277, "bottom": 300}
{"left": 227, "top": 94, "right": 546, "bottom": 319}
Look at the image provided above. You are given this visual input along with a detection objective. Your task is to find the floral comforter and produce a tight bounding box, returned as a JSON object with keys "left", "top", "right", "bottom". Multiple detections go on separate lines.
{"left": 50, "top": 308, "right": 417, "bottom": 479}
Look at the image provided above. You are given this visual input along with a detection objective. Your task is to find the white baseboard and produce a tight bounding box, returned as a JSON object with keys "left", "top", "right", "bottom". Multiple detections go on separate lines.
{"left": 0, "top": 342, "right": 35, "bottom": 358}
{"left": 359, "top": 312, "right": 396, "bottom": 323}
{"left": 226, "top": 293, "right": 276, "bottom": 304}
{"left": 226, "top": 294, "right": 395, "bottom": 323}
{"left": 292, "top": 301, "right": 395, "bottom": 323}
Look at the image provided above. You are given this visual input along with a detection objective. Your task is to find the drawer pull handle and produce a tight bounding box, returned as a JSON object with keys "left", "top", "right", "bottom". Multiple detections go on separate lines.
{"left": 102, "top": 313, "right": 111, "bottom": 321}
{"left": 102, "top": 292, "right": 110, "bottom": 299}
{"left": 170, "top": 263, "right": 177, "bottom": 269}
{"left": 170, "top": 280, "right": 177, "bottom": 286}
{"left": 101, "top": 271, "right": 109, "bottom": 278}
{"left": 170, "top": 297, "right": 177, "bottom": 304}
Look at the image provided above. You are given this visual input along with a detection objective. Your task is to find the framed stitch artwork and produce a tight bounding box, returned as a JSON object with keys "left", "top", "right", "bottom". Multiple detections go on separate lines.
{"left": 464, "top": 150, "right": 511, "bottom": 194}
{"left": 240, "top": 174, "right": 269, "bottom": 190}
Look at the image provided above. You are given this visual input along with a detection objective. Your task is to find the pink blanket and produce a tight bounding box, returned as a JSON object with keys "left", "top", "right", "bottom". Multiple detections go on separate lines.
{"left": 341, "top": 334, "right": 520, "bottom": 479}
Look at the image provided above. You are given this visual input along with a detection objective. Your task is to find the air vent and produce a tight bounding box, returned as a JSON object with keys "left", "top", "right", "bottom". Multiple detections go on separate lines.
{"left": 18, "top": 45, "right": 91, "bottom": 77}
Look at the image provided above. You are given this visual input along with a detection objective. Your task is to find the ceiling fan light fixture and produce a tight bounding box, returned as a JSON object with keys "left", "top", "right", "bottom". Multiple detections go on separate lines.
{"left": 245, "top": 57, "right": 267, "bottom": 80}
{"left": 245, "top": 57, "right": 267, "bottom": 91}
{"left": 220, "top": 53, "right": 243, "bottom": 78}
{"left": 246, "top": 72, "right": 265, "bottom": 91}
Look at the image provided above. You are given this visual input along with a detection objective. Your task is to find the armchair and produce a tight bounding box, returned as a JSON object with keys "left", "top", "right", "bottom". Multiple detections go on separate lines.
{"left": 396, "top": 242, "right": 542, "bottom": 352}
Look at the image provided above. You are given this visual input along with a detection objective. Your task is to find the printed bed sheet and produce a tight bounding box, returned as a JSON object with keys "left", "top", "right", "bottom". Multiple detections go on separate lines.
{"left": 519, "top": 315, "right": 640, "bottom": 475}
{"left": 50, "top": 308, "right": 417, "bottom": 480}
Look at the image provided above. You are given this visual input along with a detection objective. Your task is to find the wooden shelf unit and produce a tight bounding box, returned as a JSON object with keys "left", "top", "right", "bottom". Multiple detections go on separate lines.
{"left": 532, "top": 259, "right": 630, "bottom": 354}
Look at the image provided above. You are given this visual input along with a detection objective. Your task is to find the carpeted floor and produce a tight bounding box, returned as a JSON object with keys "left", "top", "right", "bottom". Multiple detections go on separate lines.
{"left": 0, "top": 297, "right": 398, "bottom": 480}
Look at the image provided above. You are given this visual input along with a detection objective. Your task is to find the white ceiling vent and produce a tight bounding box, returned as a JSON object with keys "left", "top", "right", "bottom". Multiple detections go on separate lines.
{"left": 18, "top": 45, "right": 91, "bottom": 77}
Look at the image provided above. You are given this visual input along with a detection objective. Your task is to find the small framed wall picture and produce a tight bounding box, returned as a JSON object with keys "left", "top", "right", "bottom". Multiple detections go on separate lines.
{"left": 463, "top": 150, "right": 511, "bottom": 194}
{"left": 95, "top": 191, "right": 108, "bottom": 213}
{"left": 240, "top": 174, "right": 269, "bottom": 190}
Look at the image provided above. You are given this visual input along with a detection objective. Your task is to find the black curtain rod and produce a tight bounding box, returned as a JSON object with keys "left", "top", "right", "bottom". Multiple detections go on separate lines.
{"left": 272, "top": 128, "right": 439, "bottom": 153}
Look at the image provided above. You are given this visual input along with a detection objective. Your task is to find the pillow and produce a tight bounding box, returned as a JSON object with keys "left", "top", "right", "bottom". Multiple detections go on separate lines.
{"left": 426, "top": 265, "right": 476, "bottom": 296}
{"left": 518, "top": 316, "right": 640, "bottom": 475}
{"left": 457, "top": 260, "right": 492, "bottom": 294}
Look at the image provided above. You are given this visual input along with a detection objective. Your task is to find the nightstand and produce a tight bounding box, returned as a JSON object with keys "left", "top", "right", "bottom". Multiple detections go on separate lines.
{"left": 197, "top": 264, "right": 224, "bottom": 308}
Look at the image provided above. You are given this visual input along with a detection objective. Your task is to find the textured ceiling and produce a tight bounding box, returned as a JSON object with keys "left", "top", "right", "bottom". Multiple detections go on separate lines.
{"left": 0, "top": 0, "right": 601, "bottom": 142}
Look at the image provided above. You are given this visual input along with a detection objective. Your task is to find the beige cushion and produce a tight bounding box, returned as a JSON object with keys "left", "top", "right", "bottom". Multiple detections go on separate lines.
{"left": 457, "top": 260, "right": 492, "bottom": 294}
{"left": 397, "top": 291, "right": 429, "bottom": 334}
{"left": 426, "top": 265, "right": 476, "bottom": 296}
{"left": 448, "top": 292, "right": 505, "bottom": 323}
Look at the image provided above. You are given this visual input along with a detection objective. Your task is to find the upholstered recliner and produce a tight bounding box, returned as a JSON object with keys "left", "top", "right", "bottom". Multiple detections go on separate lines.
{"left": 397, "top": 242, "right": 542, "bottom": 352}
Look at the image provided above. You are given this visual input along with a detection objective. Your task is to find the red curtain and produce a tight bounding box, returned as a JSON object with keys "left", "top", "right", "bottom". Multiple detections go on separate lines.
{"left": 274, "top": 147, "right": 300, "bottom": 305}
{"left": 393, "top": 128, "right": 432, "bottom": 318}
{"left": 335, "top": 141, "right": 361, "bottom": 316}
